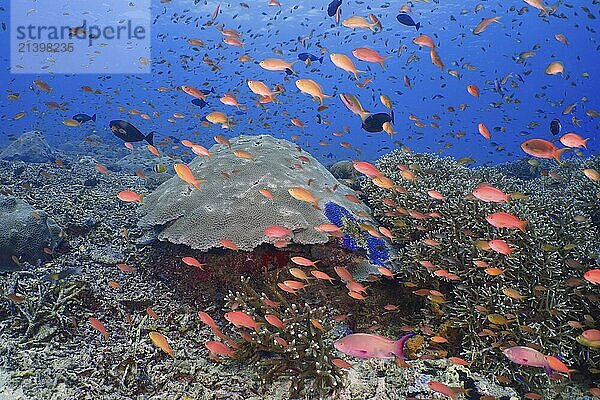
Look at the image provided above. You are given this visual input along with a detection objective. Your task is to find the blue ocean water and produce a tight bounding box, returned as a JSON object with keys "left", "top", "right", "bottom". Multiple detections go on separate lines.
{"left": 0, "top": 0, "right": 598, "bottom": 165}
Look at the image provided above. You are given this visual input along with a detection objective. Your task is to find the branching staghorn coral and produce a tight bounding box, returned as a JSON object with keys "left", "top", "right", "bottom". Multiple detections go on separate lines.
{"left": 214, "top": 277, "right": 346, "bottom": 398}
{"left": 359, "top": 151, "right": 599, "bottom": 384}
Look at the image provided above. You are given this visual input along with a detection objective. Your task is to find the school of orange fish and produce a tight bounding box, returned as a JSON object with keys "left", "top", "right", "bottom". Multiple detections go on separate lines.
{"left": 7, "top": 0, "right": 600, "bottom": 398}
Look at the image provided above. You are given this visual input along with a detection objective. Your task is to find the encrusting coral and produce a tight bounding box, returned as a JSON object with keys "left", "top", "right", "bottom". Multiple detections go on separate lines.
{"left": 138, "top": 135, "right": 371, "bottom": 251}
{"left": 358, "top": 150, "right": 599, "bottom": 384}
{"left": 0, "top": 195, "right": 63, "bottom": 270}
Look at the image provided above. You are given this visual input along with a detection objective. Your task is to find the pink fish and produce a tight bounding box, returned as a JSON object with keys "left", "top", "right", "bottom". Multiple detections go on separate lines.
{"left": 334, "top": 333, "right": 414, "bottom": 359}
{"left": 503, "top": 346, "right": 552, "bottom": 374}
{"left": 224, "top": 311, "right": 261, "bottom": 331}
{"left": 486, "top": 212, "right": 528, "bottom": 232}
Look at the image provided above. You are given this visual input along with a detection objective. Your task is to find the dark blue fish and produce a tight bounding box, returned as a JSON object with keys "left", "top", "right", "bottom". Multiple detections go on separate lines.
{"left": 396, "top": 13, "right": 421, "bottom": 30}
{"left": 550, "top": 119, "right": 561, "bottom": 135}
{"left": 327, "top": 0, "right": 342, "bottom": 17}
{"left": 362, "top": 111, "right": 394, "bottom": 133}
{"left": 72, "top": 113, "right": 96, "bottom": 124}
{"left": 298, "top": 53, "right": 324, "bottom": 64}
{"left": 201, "top": 88, "right": 215, "bottom": 95}
{"left": 191, "top": 98, "right": 208, "bottom": 108}
{"left": 109, "top": 120, "right": 154, "bottom": 145}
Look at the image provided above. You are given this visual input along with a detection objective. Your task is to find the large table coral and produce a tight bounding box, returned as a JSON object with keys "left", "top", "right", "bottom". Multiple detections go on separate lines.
{"left": 138, "top": 135, "right": 371, "bottom": 251}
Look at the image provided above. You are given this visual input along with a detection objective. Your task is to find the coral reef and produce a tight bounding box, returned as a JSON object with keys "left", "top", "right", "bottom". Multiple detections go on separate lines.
{"left": 359, "top": 150, "right": 600, "bottom": 385}
{"left": 323, "top": 201, "right": 392, "bottom": 268}
{"left": 328, "top": 160, "right": 358, "bottom": 181}
{"left": 0, "top": 195, "right": 63, "bottom": 270}
{"left": 213, "top": 277, "right": 346, "bottom": 398}
{"left": 0, "top": 131, "right": 56, "bottom": 163}
{"left": 138, "top": 135, "right": 371, "bottom": 251}
{"left": 115, "top": 146, "right": 176, "bottom": 186}
{"left": 0, "top": 156, "right": 596, "bottom": 400}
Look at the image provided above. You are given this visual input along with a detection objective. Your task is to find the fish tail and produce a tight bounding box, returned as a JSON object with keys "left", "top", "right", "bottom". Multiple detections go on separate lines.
{"left": 368, "top": 24, "right": 377, "bottom": 33}
{"left": 554, "top": 147, "right": 568, "bottom": 162}
{"left": 319, "top": 56, "right": 324, "bottom": 63}
{"left": 519, "top": 220, "right": 528, "bottom": 233}
{"left": 91, "top": 113, "right": 97, "bottom": 122}
{"left": 391, "top": 109, "right": 395, "bottom": 124}
{"left": 145, "top": 131, "right": 155, "bottom": 146}
{"left": 393, "top": 333, "right": 415, "bottom": 360}
{"left": 415, "top": 22, "right": 421, "bottom": 31}
{"left": 359, "top": 111, "right": 371, "bottom": 122}
{"left": 583, "top": 138, "right": 589, "bottom": 149}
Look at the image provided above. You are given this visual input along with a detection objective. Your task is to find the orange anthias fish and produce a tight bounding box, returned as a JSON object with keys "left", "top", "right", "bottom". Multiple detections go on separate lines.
{"left": 205, "top": 341, "right": 234, "bottom": 357}
{"left": 295, "top": 79, "right": 331, "bottom": 105}
{"left": 174, "top": 163, "right": 206, "bottom": 190}
{"left": 89, "top": 317, "right": 109, "bottom": 339}
{"left": 149, "top": 331, "right": 174, "bottom": 357}
{"left": 181, "top": 85, "right": 210, "bottom": 101}
{"left": 117, "top": 190, "right": 142, "bottom": 203}
{"left": 182, "top": 256, "right": 205, "bottom": 269}
{"left": 352, "top": 48, "right": 390, "bottom": 69}
{"left": 486, "top": 212, "right": 528, "bottom": 232}
{"left": 559, "top": 133, "right": 588, "bottom": 148}
{"left": 352, "top": 161, "right": 381, "bottom": 178}
{"left": 428, "top": 381, "right": 468, "bottom": 399}
{"left": 521, "top": 139, "right": 567, "bottom": 162}
{"left": 472, "top": 184, "right": 510, "bottom": 203}
{"left": 467, "top": 84, "right": 480, "bottom": 97}
{"left": 288, "top": 187, "right": 321, "bottom": 206}
{"left": 291, "top": 256, "right": 318, "bottom": 267}
{"left": 224, "top": 311, "right": 261, "bottom": 331}
{"left": 413, "top": 34, "right": 435, "bottom": 48}
{"left": 473, "top": 16, "right": 501, "bottom": 35}
{"left": 330, "top": 53, "right": 364, "bottom": 80}
{"left": 583, "top": 268, "right": 599, "bottom": 284}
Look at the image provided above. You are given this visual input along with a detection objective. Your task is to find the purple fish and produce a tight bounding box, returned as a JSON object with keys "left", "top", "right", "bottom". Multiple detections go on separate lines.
{"left": 503, "top": 346, "right": 552, "bottom": 375}
{"left": 334, "top": 333, "right": 414, "bottom": 359}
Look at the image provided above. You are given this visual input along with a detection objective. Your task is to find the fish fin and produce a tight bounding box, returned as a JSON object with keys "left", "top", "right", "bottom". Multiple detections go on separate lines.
{"left": 554, "top": 147, "right": 568, "bottom": 162}
{"left": 393, "top": 333, "right": 414, "bottom": 360}
{"left": 359, "top": 111, "right": 372, "bottom": 122}
{"left": 91, "top": 113, "right": 97, "bottom": 122}
{"left": 519, "top": 220, "right": 528, "bottom": 233}
{"left": 145, "top": 131, "right": 155, "bottom": 146}
{"left": 415, "top": 22, "right": 421, "bottom": 31}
